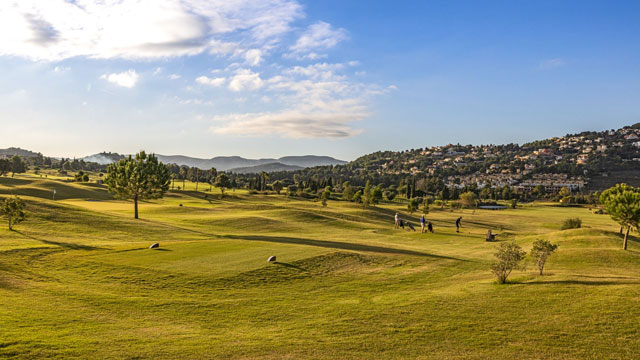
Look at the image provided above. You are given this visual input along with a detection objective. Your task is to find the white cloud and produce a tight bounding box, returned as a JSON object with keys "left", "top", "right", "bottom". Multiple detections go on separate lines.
{"left": 284, "top": 63, "right": 346, "bottom": 80}
{"left": 244, "top": 49, "right": 263, "bottom": 66}
{"left": 100, "top": 70, "right": 139, "bottom": 88}
{"left": 288, "top": 21, "right": 347, "bottom": 58}
{"left": 211, "top": 108, "right": 365, "bottom": 138}
{"left": 0, "top": 0, "right": 303, "bottom": 61}
{"left": 211, "top": 62, "right": 380, "bottom": 139}
{"left": 53, "top": 65, "right": 70, "bottom": 73}
{"left": 0, "top": 1, "right": 390, "bottom": 141}
{"left": 539, "top": 58, "right": 565, "bottom": 70}
{"left": 228, "top": 69, "right": 264, "bottom": 91}
{"left": 196, "top": 76, "right": 226, "bottom": 87}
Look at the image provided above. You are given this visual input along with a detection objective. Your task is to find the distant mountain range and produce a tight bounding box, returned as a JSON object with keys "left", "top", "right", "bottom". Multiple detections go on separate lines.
{"left": 77, "top": 152, "right": 346, "bottom": 172}
{"left": 0, "top": 147, "right": 347, "bottom": 173}
{"left": 157, "top": 154, "right": 346, "bottom": 171}
{"left": 227, "top": 162, "right": 304, "bottom": 174}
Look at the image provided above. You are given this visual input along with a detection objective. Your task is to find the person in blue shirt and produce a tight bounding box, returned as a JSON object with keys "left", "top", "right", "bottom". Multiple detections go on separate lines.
{"left": 420, "top": 214, "right": 426, "bottom": 233}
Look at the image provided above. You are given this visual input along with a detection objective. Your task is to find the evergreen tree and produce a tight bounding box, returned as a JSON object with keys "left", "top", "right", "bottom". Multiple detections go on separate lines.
{"left": 105, "top": 151, "right": 170, "bottom": 219}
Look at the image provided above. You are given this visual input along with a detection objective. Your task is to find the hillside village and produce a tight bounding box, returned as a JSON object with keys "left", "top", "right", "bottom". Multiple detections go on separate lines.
{"left": 343, "top": 124, "right": 640, "bottom": 193}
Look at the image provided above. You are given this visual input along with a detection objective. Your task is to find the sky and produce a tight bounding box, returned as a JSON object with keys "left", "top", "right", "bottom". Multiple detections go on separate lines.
{"left": 0, "top": 0, "right": 639, "bottom": 161}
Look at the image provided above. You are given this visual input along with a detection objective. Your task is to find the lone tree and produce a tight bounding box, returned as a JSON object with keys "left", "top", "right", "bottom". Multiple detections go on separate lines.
{"left": 600, "top": 184, "right": 640, "bottom": 250}
{"left": 491, "top": 242, "right": 526, "bottom": 284}
{"left": 1, "top": 196, "right": 26, "bottom": 230}
{"left": 105, "top": 151, "right": 170, "bottom": 219}
{"left": 214, "top": 173, "right": 231, "bottom": 196}
{"left": 530, "top": 239, "right": 558, "bottom": 275}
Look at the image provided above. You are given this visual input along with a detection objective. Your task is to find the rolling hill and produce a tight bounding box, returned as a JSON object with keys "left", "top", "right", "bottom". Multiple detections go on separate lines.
{"left": 80, "top": 153, "right": 347, "bottom": 171}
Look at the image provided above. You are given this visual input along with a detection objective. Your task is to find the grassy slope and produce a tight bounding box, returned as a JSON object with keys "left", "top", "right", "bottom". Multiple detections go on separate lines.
{"left": 0, "top": 174, "right": 639, "bottom": 359}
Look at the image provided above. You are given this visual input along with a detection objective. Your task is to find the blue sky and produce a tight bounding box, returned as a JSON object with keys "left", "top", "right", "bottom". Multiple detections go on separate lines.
{"left": 0, "top": 1, "right": 639, "bottom": 160}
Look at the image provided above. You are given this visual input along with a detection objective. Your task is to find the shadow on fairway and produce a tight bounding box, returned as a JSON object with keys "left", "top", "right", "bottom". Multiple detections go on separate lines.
{"left": 14, "top": 231, "right": 103, "bottom": 251}
{"left": 0, "top": 177, "right": 33, "bottom": 186}
{"left": 223, "top": 234, "right": 465, "bottom": 261}
{"left": 273, "top": 261, "right": 307, "bottom": 271}
{"left": 515, "top": 279, "right": 640, "bottom": 286}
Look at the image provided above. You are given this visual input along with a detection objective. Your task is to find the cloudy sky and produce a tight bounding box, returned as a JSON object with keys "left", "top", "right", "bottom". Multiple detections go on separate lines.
{"left": 1, "top": 0, "right": 639, "bottom": 160}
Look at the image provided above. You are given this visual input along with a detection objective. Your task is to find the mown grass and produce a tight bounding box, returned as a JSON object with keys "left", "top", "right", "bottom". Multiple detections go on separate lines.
{"left": 0, "top": 174, "right": 639, "bottom": 359}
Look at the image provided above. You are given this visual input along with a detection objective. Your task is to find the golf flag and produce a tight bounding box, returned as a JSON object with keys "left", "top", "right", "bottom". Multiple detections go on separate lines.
{"left": 53, "top": 188, "right": 56, "bottom": 200}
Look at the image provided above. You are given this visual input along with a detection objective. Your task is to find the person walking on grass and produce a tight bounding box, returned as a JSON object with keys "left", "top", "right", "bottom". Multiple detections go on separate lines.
{"left": 456, "top": 216, "right": 462, "bottom": 233}
{"left": 394, "top": 213, "right": 400, "bottom": 229}
{"left": 420, "top": 214, "right": 426, "bottom": 233}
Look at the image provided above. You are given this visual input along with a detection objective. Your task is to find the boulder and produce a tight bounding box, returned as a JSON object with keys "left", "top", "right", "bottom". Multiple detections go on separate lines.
{"left": 149, "top": 243, "right": 160, "bottom": 249}
{"left": 267, "top": 256, "right": 276, "bottom": 262}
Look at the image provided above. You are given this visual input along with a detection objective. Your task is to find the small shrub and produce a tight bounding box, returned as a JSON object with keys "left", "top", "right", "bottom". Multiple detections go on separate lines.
{"left": 531, "top": 239, "right": 558, "bottom": 275}
{"left": 490, "top": 242, "right": 526, "bottom": 284}
{"left": 561, "top": 217, "right": 582, "bottom": 230}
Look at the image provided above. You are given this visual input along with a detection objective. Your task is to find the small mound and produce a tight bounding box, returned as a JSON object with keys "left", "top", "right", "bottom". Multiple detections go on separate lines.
{"left": 216, "top": 252, "right": 384, "bottom": 288}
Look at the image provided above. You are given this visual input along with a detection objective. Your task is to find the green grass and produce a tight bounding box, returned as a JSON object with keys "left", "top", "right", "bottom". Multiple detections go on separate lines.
{"left": 1, "top": 174, "right": 639, "bottom": 359}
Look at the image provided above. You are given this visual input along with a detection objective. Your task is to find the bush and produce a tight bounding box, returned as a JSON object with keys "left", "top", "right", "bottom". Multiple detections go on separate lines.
{"left": 561, "top": 217, "right": 582, "bottom": 230}
{"left": 531, "top": 239, "right": 558, "bottom": 276}
{"left": 490, "top": 242, "right": 526, "bottom": 284}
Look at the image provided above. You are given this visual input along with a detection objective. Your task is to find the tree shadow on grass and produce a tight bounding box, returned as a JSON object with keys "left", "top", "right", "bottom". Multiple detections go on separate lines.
{"left": 513, "top": 279, "right": 640, "bottom": 286}
{"left": 575, "top": 274, "right": 638, "bottom": 280}
{"left": 222, "top": 234, "right": 466, "bottom": 261}
{"left": 13, "top": 231, "right": 103, "bottom": 251}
